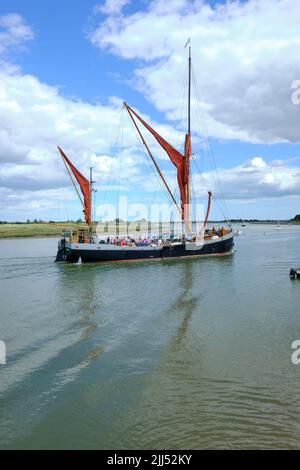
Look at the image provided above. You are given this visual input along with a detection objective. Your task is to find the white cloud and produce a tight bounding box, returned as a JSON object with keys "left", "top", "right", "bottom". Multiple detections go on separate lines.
{"left": 89, "top": 0, "right": 300, "bottom": 143}
{"left": 0, "top": 13, "right": 34, "bottom": 55}
{"left": 192, "top": 157, "right": 300, "bottom": 202}
{"left": 93, "top": 0, "right": 131, "bottom": 16}
{"left": 1, "top": 64, "right": 300, "bottom": 219}
{"left": 0, "top": 69, "right": 142, "bottom": 185}
{"left": 243, "top": 157, "right": 266, "bottom": 169}
{"left": 0, "top": 62, "right": 189, "bottom": 218}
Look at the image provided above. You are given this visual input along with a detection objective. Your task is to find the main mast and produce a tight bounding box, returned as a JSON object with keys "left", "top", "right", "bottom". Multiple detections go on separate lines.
{"left": 184, "top": 39, "right": 192, "bottom": 231}
{"left": 188, "top": 42, "right": 191, "bottom": 135}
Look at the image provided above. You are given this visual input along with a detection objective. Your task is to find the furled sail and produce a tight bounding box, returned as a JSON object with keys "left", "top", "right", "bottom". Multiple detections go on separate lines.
{"left": 203, "top": 191, "right": 212, "bottom": 228}
{"left": 126, "top": 105, "right": 189, "bottom": 220}
{"left": 57, "top": 146, "right": 91, "bottom": 226}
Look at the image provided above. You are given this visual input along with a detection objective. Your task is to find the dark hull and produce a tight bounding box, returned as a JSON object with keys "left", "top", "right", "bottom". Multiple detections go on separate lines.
{"left": 162, "top": 235, "right": 234, "bottom": 259}
{"left": 59, "top": 234, "right": 234, "bottom": 263}
{"left": 66, "top": 247, "right": 161, "bottom": 263}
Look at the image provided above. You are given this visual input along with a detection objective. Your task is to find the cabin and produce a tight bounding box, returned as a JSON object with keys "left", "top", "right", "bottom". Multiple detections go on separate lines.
{"left": 62, "top": 227, "right": 92, "bottom": 244}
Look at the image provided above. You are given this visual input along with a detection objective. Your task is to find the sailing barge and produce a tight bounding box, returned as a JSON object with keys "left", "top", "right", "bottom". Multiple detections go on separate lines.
{"left": 55, "top": 46, "right": 234, "bottom": 263}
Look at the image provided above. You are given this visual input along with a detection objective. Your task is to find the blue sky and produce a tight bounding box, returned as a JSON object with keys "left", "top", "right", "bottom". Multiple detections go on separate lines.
{"left": 1, "top": 0, "right": 300, "bottom": 221}
{"left": 0, "top": 0, "right": 157, "bottom": 113}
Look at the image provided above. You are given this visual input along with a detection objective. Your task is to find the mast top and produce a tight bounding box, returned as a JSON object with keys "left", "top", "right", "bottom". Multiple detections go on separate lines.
{"left": 185, "top": 38, "right": 191, "bottom": 136}
{"left": 184, "top": 37, "right": 191, "bottom": 49}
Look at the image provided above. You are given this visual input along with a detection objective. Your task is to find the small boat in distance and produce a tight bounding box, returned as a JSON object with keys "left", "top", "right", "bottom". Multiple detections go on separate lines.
{"left": 275, "top": 220, "right": 281, "bottom": 230}
{"left": 55, "top": 44, "right": 234, "bottom": 263}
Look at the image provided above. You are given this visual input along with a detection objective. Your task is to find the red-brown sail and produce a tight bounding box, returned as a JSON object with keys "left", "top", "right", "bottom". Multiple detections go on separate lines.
{"left": 126, "top": 105, "right": 189, "bottom": 219}
{"left": 57, "top": 146, "right": 91, "bottom": 226}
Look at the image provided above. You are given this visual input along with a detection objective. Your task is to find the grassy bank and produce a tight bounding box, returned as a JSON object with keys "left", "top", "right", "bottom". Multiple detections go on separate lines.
{"left": 0, "top": 221, "right": 170, "bottom": 238}
{"left": 0, "top": 223, "right": 65, "bottom": 238}
{"left": 0, "top": 221, "right": 156, "bottom": 238}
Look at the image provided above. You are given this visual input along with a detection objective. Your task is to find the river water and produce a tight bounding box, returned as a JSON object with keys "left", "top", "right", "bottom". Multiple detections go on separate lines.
{"left": 0, "top": 224, "right": 300, "bottom": 449}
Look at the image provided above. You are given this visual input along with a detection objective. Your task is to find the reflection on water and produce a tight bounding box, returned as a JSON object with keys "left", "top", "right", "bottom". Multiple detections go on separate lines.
{"left": 167, "top": 263, "right": 198, "bottom": 350}
{"left": 0, "top": 226, "right": 300, "bottom": 449}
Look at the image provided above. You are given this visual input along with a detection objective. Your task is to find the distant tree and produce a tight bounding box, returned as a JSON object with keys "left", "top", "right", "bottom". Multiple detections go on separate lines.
{"left": 293, "top": 214, "right": 300, "bottom": 223}
{"left": 77, "top": 218, "right": 82, "bottom": 223}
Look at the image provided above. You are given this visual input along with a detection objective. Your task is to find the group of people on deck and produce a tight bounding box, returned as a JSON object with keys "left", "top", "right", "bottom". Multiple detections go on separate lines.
{"left": 97, "top": 226, "right": 230, "bottom": 247}
{"left": 104, "top": 236, "right": 154, "bottom": 247}
{"left": 209, "top": 226, "right": 229, "bottom": 237}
